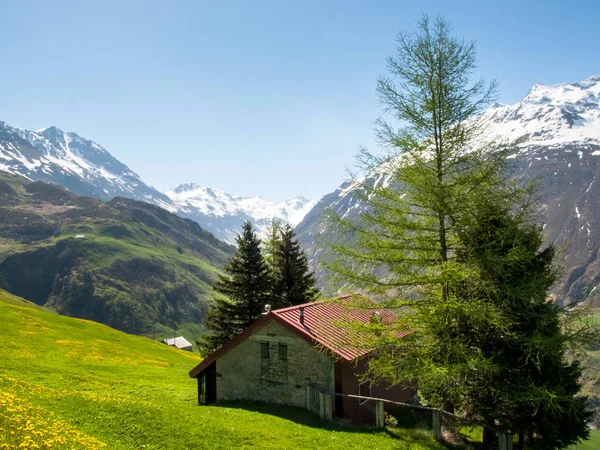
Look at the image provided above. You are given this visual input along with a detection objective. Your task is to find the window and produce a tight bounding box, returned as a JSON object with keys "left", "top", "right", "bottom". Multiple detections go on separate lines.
{"left": 278, "top": 343, "right": 288, "bottom": 361}
{"left": 260, "top": 342, "right": 270, "bottom": 359}
{"left": 358, "top": 381, "right": 371, "bottom": 405}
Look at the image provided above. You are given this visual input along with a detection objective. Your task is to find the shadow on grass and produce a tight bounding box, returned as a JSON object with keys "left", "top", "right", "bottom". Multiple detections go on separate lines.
{"left": 207, "top": 401, "right": 461, "bottom": 448}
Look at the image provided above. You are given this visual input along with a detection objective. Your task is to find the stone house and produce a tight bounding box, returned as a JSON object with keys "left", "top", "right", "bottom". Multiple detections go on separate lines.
{"left": 188, "top": 295, "right": 416, "bottom": 424}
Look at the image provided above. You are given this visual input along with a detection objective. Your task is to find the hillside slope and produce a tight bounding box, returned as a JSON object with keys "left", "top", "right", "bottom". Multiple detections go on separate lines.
{"left": 0, "top": 289, "right": 450, "bottom": 449}
{"left": 0, "top": 171, "right": 234, "bottom": 338}
{"left": 297, "top": 75, "right": 600, "bottom": 307}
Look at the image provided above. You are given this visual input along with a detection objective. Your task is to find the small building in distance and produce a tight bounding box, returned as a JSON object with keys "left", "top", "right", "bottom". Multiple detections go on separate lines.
{"left": 189, "top": 295, "right": 416, "bottom": 425}
{"left": 162, "top": 336, "right": 193, "bottom": 352}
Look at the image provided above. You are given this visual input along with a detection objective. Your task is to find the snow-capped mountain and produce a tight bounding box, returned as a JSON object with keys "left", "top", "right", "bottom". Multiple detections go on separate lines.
{"left": 0, "top": 122, "right": 175, "bottom": 211}
{"left": 166, "top": 183, "right": 319, "bottom": 243}
{"left": 0, "top": 120, "right": 316, "bottom": 244}
{"left": 476, "top": 74, "right": 600, "bottom": 148}
{"left": 296, "top": 75, "right": 600, "bottom": 306}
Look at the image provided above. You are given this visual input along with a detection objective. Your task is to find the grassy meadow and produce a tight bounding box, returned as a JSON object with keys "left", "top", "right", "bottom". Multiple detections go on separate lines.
{"left": 0, "top": 289, "right": 450, "bottom": 449}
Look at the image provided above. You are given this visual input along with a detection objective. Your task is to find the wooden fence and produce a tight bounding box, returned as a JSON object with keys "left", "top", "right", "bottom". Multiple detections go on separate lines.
{"left": 306, "top": 384, "right": 333, "bottom": 422}
{"left": 305, "top": 386, "right": 513, "bottom": 450}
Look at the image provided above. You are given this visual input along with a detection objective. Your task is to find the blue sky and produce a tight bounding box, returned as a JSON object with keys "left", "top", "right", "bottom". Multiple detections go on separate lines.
{"left": 0, "top": 1, "right": 598, "bottom": 201}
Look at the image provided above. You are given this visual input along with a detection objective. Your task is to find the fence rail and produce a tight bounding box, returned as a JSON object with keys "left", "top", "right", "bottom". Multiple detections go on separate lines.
{"left": 306, "top": 387, "right": 513, "bottom": 450}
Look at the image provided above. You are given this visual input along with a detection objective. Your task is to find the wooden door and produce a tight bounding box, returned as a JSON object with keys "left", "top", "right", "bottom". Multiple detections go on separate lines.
{"left": 205, "top": 362, "right": 217, "bottom": 404}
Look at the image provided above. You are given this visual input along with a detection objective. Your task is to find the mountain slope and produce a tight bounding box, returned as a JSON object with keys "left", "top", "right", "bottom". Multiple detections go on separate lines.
{"left": 166, "top": 183, "right": 319, "bottom": 243}
{"left": 0, "top": 171, "right": 234, "bottom": 338}
{"left": 0, "top": 121, "right": 316, "bottom": 243}
{"left": 0, "top": 289, "right": 450, "bottom": 450}
{"left": 296, "top": 75, "right": 600, "bottom": 307}
{"left": 0, "top": 122, "right": 175, "bottom": 211}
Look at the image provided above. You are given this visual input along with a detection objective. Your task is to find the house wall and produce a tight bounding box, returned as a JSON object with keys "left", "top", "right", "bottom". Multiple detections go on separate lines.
{"left": 215, "top": 320, "right": 335, "bottom": 408}
{"left": 336, "top": 358, "right": 417, "bottom": 424}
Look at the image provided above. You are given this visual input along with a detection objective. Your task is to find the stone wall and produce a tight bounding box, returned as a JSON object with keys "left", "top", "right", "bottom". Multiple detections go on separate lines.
{"left": 215, "top": 319, "right": 334, "bottom": 407}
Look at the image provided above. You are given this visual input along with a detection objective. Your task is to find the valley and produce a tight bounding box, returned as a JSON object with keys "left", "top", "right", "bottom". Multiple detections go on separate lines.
{"left": 1, "top": 75, "right": 600, "bottom": 446}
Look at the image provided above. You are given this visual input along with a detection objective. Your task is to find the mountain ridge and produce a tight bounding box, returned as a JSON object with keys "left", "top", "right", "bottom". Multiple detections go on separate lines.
{"left": 0, "top": 121, "right": 315, "bottom": 243}
{"left": 296, "top": 74, "right": 600, "bottom": 307}
{"left": 166, "top": 182, "right": 319, "bottom": 243}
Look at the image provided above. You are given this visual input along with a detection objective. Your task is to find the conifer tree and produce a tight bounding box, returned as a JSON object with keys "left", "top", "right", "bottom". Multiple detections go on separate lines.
{"left": 326, "top": 15, "right": 593, "bottom": 447}
{"left": 199, "top": 221, "right": 271, "bottom": 354}
{"left": 456, "top": 201, "right": 592, "bottom": 448}
{"left": 263, "top": 218, "right": 282, "bottom": 271}
{"left": 271, "top": 223, "right": 319, "bottom": 308}
{"left": 326, "top": 14, "right": 510, "bottom": 416}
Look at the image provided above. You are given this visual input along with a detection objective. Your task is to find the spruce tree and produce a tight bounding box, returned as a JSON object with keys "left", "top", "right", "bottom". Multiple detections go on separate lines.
{"left": 271, "top": 223, "right": 319, "bottom": 308}
{"left": 456, "top": 201, "right": 592, "bottom": 448}
{"left": 199, "top": 221, "right": 272, "bottom": 354}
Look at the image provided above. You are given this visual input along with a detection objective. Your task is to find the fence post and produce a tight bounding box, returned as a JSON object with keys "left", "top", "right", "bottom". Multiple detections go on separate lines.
{"left": 319, "top": 392, "right": 326, "bottom": 419}
{"left": 375, "top": 400, "right": 384, "bottom": 428}
{"left": 323, "top": 393, "right": 333, "bottom": 422}
{"left": 432, "top": 411, "right": 442, "bottom": 441}
{"left": 498, "top": 431, "right": 508, "bottom": 450}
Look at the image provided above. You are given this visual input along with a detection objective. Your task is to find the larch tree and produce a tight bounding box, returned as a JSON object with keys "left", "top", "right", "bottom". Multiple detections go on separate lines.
{"left": 328, "top": 11, "right": 513, "bottom": 411}
{"left": 325, "top": 14, "right": 593, "bottom": 448}
{"left": 326, "top": 14, "right": 511, "bottom": 414}
{"left": 199, "top": 221, "right": 272, "bottom": 354}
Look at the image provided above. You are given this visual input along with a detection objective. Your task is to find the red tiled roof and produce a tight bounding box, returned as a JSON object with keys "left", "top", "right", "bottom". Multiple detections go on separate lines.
{"left": 189, "top": 295, "right": 408, "bottom": 378}
{"left": 272, "top": 295, "right": 403, "bottom": 361}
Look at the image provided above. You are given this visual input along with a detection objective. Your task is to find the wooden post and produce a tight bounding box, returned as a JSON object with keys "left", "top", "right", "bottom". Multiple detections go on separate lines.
{"left": 306, "top": 385, "right": 311, "bottom": 412}
{"left": 507, "top": 433, "right": 513, "bottom": 450}
{"left": 432, "top": 411, "right": 442, "bottom": 441}
{"left": 498, "top": 431, "right": 510, "bottom": 450}
{"left": 319, "top": 392, "right": 326, "bottom": 419}
{"left": 323, "top": 393, "right": 333, "bottom": 422}
{"left": 375, "top": 400, "right": 385, "bottom": 428}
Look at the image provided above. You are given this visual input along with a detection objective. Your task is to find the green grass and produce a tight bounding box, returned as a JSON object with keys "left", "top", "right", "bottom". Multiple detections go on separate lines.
{"left": 568, "top": 430, "right": 600, "bottom": 450}
{"left": 458, "top": 427, "right": 600, "bottom": 449}
{"left": 0, "top": 289, "right": 449, "bottom": 449}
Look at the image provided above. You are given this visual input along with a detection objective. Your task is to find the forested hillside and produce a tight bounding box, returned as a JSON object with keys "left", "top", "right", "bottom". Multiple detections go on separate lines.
{"left": 0, "top": 171, "right": 234, "bottom": 339}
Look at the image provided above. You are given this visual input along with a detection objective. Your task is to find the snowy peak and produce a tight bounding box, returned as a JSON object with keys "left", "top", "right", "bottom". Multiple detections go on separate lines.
{"left": 294, "top": 74, "right": 600, "bottom": 309}
{"left": 523, "top": 75, "right": 600, "bottom": 106}
{"left": 0, "top": 119, "right": 318, "bottom": 245}
{"left": 478, "top": 75, "right": 600, "bottom": 149}
{"left": 166, "top": 183, "right": 319, "bottom": 243}
{"left": 0, "top": 120, "right": 174, "bottom": 210}
{"left": 170, "top": 182, "right": 204, "bottom": 195}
